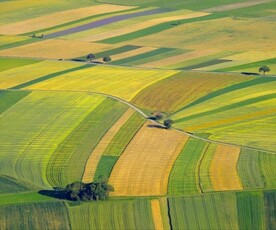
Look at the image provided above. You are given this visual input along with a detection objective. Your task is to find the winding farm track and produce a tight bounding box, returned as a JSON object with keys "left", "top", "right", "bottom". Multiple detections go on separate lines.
{"left": 45, "top": 8, "right": 168, "bottom": 39}
{"left": 5, "top": 87, "right": 276, "bottom": 155}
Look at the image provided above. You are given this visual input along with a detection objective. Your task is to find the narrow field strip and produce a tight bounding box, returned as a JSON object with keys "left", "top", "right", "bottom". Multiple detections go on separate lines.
{"left": 0, "top": 4, "right": 134, "bottom": 35}
{"left": 0, "top": 60, "right": 83, "bottom": 89}
{"left": 83, "top": 10, "right": 209, "bottom": 42}
{"left": 103, "top": 112, "right": 145, "bottom": 157}
{"left": 237, "top": 149, "right": 265, "bottom": 189}
{"left": 45, "top": 8, "right": 167, "bottom": 39}
{"left": 106, "top": 47, "right": 157, "bottom": 63}
{"left": 109, "top": 121, "right": 188, "bottom": 196}
{"left": 0, "top": 90, "right": 30, "bottom": 114}
{"left": 27, "top": 65, "right": 178, "bottom": 101}
{"left": 100, "top": 13, "right": 212, "bottom": 44}
{"left": 204, "top": 0, "right": 272, "bottom": 12}
{"left": 264, "top": 191, "right": 276, "bottom": 230}
{"left": 169, "top": 192, "right": 239, "bottom": 230}
{"left": 210, "top": 145, "right": 242, "bottom": 191}
{"left": 93, "top": 112, "right": 145, "bottom": 181}
{"left": 0, "top": 175, "right": 30, "bottom": 194}
{"left": 68, "top": 199, "right": 155, "bottom": 230}
{"left": 12, "top": 64, "right": 91, "bottom": 89}
{"left": 199, "top": 143, "right": 217, "bottom": 192}
{"left": 111, "top": 47, "right": 174, "bottom": 65}
{"left": 82, "top": 108, "right": 135, "bottom": 183}
{"left": 151, "top": 199, "right": 164, "bottom": 230}
{"left": 0, "top": 39, "right": 114, "bottom": 59}
{"left": 175, "top": 77, "right": 276, "bottom": 114}
{"left": 236, "top": 191, "right": 265, "bottom": 230}
{"left": 46, "top": 99, "right": 128, "bottom": 187}
{"left": 0, "top": 57, "right": 40, "bottom": 72}
{"left": 168, "top": 138, "right": 208, "bottom": 195}
{"left": 259, "top": 152, "right": 276, "bottom": 188}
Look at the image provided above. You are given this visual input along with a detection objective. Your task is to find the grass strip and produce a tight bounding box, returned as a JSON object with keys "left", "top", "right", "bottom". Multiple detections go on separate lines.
{"left": 0, "top": 90, "right": 31, "bottom": 114}
{"left": 174, "top": 77, "right": 276, "bottom": 114}
{"left": 0, "top": 38, "right": 36, "bottom": 51}
{"left": 0, "top": 57, "right": 41, "bottom": 72}
{"left": 93, "top": 155, "right": 118, "bottom": 181}
{"left": 175, "top": 92, "right": 276, "bottom": 123}
{"left": 100, "top": 13, "right": 222, "bottom": 44}
{"left": 111, "top": 47, "right": 174, "bottom": 65}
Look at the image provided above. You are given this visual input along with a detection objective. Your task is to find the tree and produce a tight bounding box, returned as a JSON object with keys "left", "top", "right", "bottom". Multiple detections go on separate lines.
{"left": 163, "top": 119, "right": 174, "bottom": 129}
{"left": 259, "top": 65, "right": 270, "bottom": 76}
{"left": 64, "top": 177, "right": 114, "bottom": 201}
{"left": 87, "top": 53, "right": 96, "bottom": 62}
{"left": 103, "top": 56, "right": 111, "bottom": 63}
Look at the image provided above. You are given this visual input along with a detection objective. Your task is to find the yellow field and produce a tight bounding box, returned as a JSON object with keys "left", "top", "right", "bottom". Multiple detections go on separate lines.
{"left": 210, "top": 145, "right": 242, "bottom": 191}
{"left": 26, "top": 65, "right": 178, "bottom": 101}
{"left": 82, "top": 108, "right": 135, "bottom": 183}
{"left": 79, "top": 11, "right": 209, "bottom": 42}
{"left": 109, "top": 121, "right": 188, "bottom": 196}
{"left": 0, "top": 35, "right": 28, "bottom": 45}
{"left": 151, "top": 199, "right": 164, "bottom": 230}
{"left": 0, "top": 39, "right": 114, "bottom": 59}
{"left": 0, "top": 4, "right": 134, "bottom": 35}
{"left": 130, "top": 17, "right": 276, "bottom": 54}
{"left": 139, "top": 49, "right": 217, "bottom": 68}
{"left": 204, "top": 0, "right": 272, "bottom": 12}
{"left": 0, "top": 60, "right": 83, "bottom": 89}
{"left": 105, "top": 47, "right": 157, "bottom": 62}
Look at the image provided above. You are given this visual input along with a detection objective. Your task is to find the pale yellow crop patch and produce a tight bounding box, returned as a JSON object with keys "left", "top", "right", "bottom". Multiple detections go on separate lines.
{"left": 0, "top": 39, "right": 114, "bottom": 59}
{"left": 26, "top": 65, "right": 178, "bottom": 101}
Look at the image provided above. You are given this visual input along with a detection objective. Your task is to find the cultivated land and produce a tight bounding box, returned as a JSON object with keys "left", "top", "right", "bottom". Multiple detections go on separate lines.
{"left": 0, "top": 0, "right": 275, "bottom": 229}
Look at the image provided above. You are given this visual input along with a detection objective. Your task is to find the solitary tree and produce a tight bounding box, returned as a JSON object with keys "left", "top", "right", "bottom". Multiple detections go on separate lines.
{"left": 163, "top": 119, "right": 174, "bottom": 129}
{"left": 259, "top": 65, "right": 270, "bottom": 76}
{"left": 87, "top": 53, "right": 96, "bottom": 62}
{"left": 103, "top": 56, "right": 112, "bottom": 63}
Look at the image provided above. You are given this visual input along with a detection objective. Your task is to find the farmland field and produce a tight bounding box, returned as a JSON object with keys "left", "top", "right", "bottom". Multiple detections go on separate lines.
{"left": 0, "top": 0, "right": 275, "bottom": 229}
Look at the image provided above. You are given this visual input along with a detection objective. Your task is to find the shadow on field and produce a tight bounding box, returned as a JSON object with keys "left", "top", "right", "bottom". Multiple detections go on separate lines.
{"left": 147, "top": 124, "right": 166, "bottom": 129}
{"left": 39, "top": 188, "right": 67, "bottom": 200}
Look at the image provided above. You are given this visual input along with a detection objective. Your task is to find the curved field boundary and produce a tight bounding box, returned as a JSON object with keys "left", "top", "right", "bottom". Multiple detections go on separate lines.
{"left": 173, "top": 77, "right": 276, "bottom": 114}
{"left": 132, "top": 71, "right": 251, "bottom": 113}
{"left": 168, "top": 138, "right": 208, "bottom": 195}
{"left": 46, "top": 98, "right": 128, "bottom": 187}
{"left": 175, "top": 93, "right": 276, "bottom": 123}
{"left": 109, "top": 121, "right": 188, "bottom": 196}
{"left": 45, "top": 8, "right": 167, "bottom": 38}
{"left": 259, "top": 152, "right": 276, "bottom": 188}
{"left": 82, "top": 108, "right": 135, "bottom": 183}
{"left": 198, "top": 143, "right": 217, "bottom": 192}
{"left": 210, "top": 145, "right": 242, "bottom": 191}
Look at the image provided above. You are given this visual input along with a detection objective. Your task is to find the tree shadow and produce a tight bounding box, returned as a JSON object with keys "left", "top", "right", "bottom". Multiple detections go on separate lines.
{"left": 38, "top": 188, "right": 67, "bottom": 200}
{"left": 147, "top": 124, "right": 167, "bottom": 129}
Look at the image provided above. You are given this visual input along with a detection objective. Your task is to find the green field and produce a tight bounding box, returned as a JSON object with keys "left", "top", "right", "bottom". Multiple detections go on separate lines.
{"left": 0, "top": 0, "right": 275, "bottom": 229}
{"left": 168, "top": 138, "right": 208, "bottom": 195}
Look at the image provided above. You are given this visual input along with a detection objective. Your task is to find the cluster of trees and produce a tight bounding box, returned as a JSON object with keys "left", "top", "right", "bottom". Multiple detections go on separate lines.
{"left": 87, "top": 53, "right": 111, "bottom": 63}
{"left": 149, "top": 111, "right": 174, "bottom": 129}
{"left": 64, "top": 178, "right": 114, "bottom": 201}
